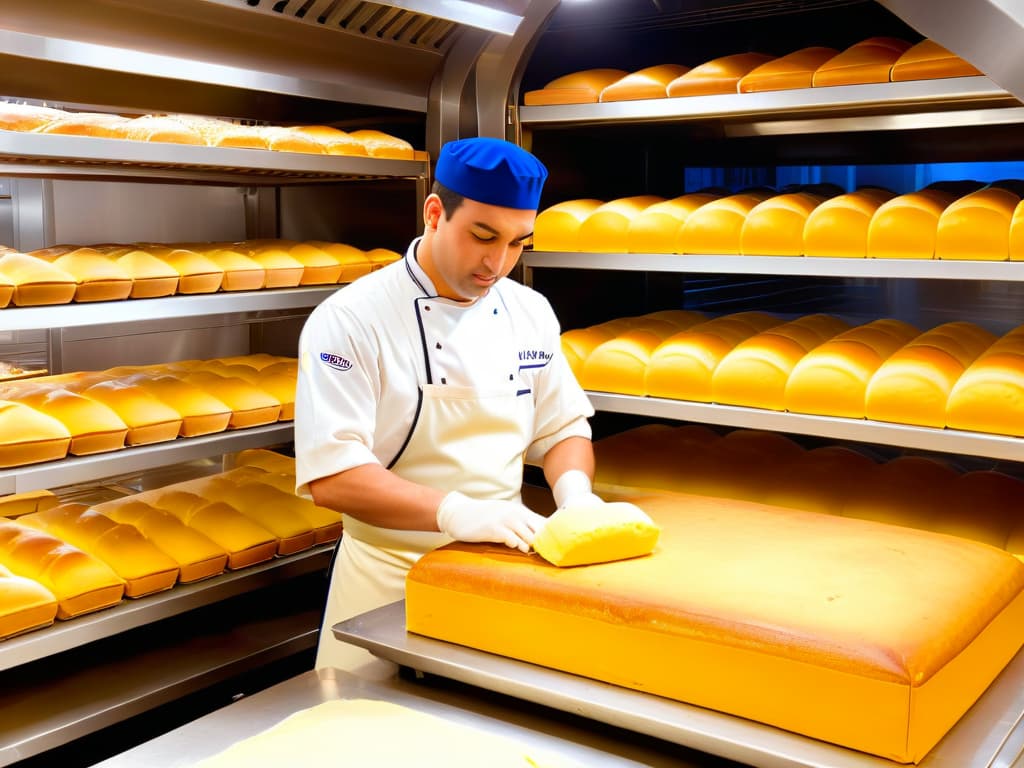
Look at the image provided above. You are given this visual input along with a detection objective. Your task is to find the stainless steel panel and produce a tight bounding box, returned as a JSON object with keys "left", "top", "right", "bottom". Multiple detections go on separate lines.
{"left": 10, "top": 178, "right": 54, "bottom": 253}
{"left": 91, "top": 668, "right": 715, "bottom": 768}
{"left": 0, "top": 546, "right": 331, "bottom": 674}
{"left": 0, "top": 422, "right": 296, "bottom": 495}
{"left": 333, "top": 601, "right": 1024, "bottom": 768}
{"left": 587, "top": 392, "right": 1024, "bottom": 463}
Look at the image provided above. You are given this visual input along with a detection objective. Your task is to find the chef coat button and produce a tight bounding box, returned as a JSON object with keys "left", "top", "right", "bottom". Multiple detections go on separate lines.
{"left": 493, "top": 308, "right": 498, "bottom": 315}
{"left": 436, "top": 342, "right": 442, "bottom": 349}
{"left": 424, "top": 305, "right": 431, "bottom": 312}
{"left": 441, "top": 377, "right": 447, "bottom": 384}
{"left": 509, "top": 374, "right": 513, "bottom": 380}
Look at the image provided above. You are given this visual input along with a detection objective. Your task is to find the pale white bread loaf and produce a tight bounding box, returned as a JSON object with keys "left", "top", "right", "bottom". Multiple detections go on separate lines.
{"left": 0, "top": 562, "right": 57, "bottom": 638}
{"left": 534, "top": 199, "right": 605, "bottom": 252}
{"left": 784, "top": 318, "right": 920, "bottom": 418}
{"left": 523, "top": 68, "right": 628, "bottom": 105}
{"left": 0, "top": 517, "right": 124, "bottom": 619}
{"left": 0, "top": 252, "right": 77, "bottom": 306}
{"left": 93, "top": 497, "right": 228, "bottom": 583}
{"left": 738, "top": 47, "right": 839, "bottom": 92}
{"left": 865, "top": 321, "right": 997, "bottom": 427}
{"left": 890, "top": 39, "right": 982, "bottom": 82}
{"left": 812, "top": 37, "right": 912, "bottom": 87}
{"left": 145, "top": 490, "right": 278, "bottom": 570}
{"left": 666, "top": 52, "right": 774, "bottom": 96}
{"left": 19, "top": 503, "right": 179, "bottom": 598}
{"left": 711, "top": 314, "right": 851, "bottom": 409}
{"left": 599, "top": 64, "right": 689, "bottom": 102}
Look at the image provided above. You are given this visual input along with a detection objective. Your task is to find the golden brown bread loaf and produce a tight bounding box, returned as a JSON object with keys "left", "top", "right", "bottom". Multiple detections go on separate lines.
{"left": 534, "top": 199, "right": 605, "bottom": 252}
{"left": 20, "top": 503, "right": 179, "bottom": 598}
{"left": 201, "top": 247, "right": 266, "bottom": 291}
{"left": 9, "top": 385, "right": 128, "bottom": 455}
{"left": 579, "top": 318, "right": 690, "bottom": 395}
{"left": 784, "top": 318, "right": 920, "bottom": 418}
{"left": 181, "top": 371, "right": 282, "bottom": 428}
{"left": 407, "top": 490, "right": 1024, "bottom": 763}
{"left": 945, "top": 340, "right": 1024, "bottom": 436}
{"left": 802, "top": 188, "right": 895, "bottom": 257}
{"left": 125, "top": 374, "right": 232, "bottom": 437}
{"left": 711, "top": 314, "right": 851, "bottom": 409}
{"left": 679, "top": 192, "right": 772, "bottom": 254}
{"left": 0, "top": 102, "right": 67, "bottom": 132}
{"left": 244, "top": 245, "right": 305, "bottom": 288}
{"left": 289, "top": 125, "right": 368, "bottom": 156}
{"left": 740, "top": 192, "right": 825, "bottom": 255}
{"left": 365, "top": 247, "right": 401, "bottom": 270}
{"left": 865, "top": 321, "right": 996, "bottom": 427}
{"left": 935, "top": 186, "right": 1018, "bottom": 261}
{"left": 285, "top": 242, "right": 343, "bottom": 285}
{"left": 0, "top": 252, "right": 78, "bottom": 306}
{"left": 230, "top": 361, "right": 296, "bottom": 421}
{"left": 144, "top": 490, "right": 278, "bottom": 570}
{"left": 304, "top": 241, "right": 372, "bottom": 282}
{"left": 93, "top": 498, "right": 228, "bottom": 583}
{"left": 233, "top": 448, "right": 296, "bottom": 475}
{"left": 0, "top": 489, "right": 59, "bottom": 518}
{"left": 119, "top": 115, "right": 207, "bottom": 145}
{"left": 599, "top": 64, "right": 689, "bottom": 102}
{"left": 866, "top": 188, "right": 956, "bottom": 259}
{"left": 348, "top": 130, "right": 414, "bottom": 160}
{"left": 666, "top": 53, "right": 774, "bottom": 96}
{"left": 36, "top": 112, "right": 133, "bottom": 138}
{"left": 626, "top": 193, "right": 719, "bottom": 253}
{"left": 738, "top": 47, "right": 839, "bottom": 92}
{"left": 0, "top": 400, "right": 72, "bottom": 467}
{"left": 645, "top": 311, "right": 782, "bottom": 401}
{"left": 577, "top": 196, "right": 664, "bottom": 253}
{"left": 523, "top": 69, "right": 628, "bottom": 105}
{"left": 0, "top": 517, "right": 124, "bottom": 619}
{"left": 114, "top": 249, "right": 180, "bottom": 298}
{"left": 812, "top": 36, "right": 912, "bottom": 87}
{"left": 35, "top": 247, "right": 134, "bottom": 303}
{"left": 145, "top": 246, "right": 224, "bottom": 294}
{"left": 79, "top": 380, "right": 184, "bottom": 446}
{"left": 0, "top": 562, "right": 58, "bottom": 638}
{"left": 890, "top": 39, "right": 982, "bottom": 81}
{"left": 260, "top": 126, "right": 324, "bottom": 155}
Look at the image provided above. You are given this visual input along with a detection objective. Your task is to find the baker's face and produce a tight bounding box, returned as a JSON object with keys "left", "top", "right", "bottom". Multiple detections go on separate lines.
{"left": 429, "top": 196, "right": 535, "bottom": 301}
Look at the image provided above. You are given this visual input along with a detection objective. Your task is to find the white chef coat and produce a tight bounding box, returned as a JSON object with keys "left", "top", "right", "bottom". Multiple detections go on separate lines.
{"left": 294, "top": 237, "right": 595, "bottom": 497}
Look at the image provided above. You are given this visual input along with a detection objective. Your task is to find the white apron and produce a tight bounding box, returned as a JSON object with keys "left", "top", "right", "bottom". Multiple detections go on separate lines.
{"left": 315, "top": 303, "right": 533, "bottom": 674}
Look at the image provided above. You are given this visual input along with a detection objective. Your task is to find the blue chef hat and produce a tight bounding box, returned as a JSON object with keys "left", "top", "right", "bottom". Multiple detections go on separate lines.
{"left": 435, "top": 137, "right": 548, "bottom": 210}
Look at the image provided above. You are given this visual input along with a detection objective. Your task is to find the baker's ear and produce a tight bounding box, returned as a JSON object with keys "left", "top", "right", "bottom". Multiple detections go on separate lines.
{"left": 424, "top": 194, "right": 444, "bottom": 230}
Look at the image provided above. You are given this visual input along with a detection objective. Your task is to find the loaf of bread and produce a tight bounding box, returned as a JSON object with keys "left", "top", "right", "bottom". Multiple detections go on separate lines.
{"left": 812, "top": 37, "right": 912, "bottom": 87}
{"left": 181, "top": 371, "right": 282, "bottom": 428}
{"left": 840, "top": 455, "right": 959, "bottom": 532}
{"left": 592, "top": 423, "right": 716, "bottom": 492}
{"left": 20, "top": 503, "right": 179, "bottom": 598}
{"left": 36, "top": 112, "right": 132, "bottom": 138}
{"left": 626, "top": 193, "right": 719, "bottom": 253}
{"left": 644, "top": 311, "right": 781, "bottom": 401}
{"left": 866, "top": 188, "right": 956, "bottom": 259}
{"left": 0, "top": 102, "right": 66, "bottom": 132}
{"left": 115, "top": 249, "right": 180, "bottom": 298}
{"left": 11, "top": 386, "right": 128, "bottom": 455}
{"left": 260, "top": 126, "right": 324, "bottom": 155}
{"left": 119, "top": 115, "right": 207, "bottom": 145}
{"left": 712, "top": 314, "right": 851, "bottom": 409}
{"left": 577, "top": 196, "right": 665, "bottom": 253}
{"left": 407, "top": 490, "right": 1024, "bottom": 763}
{"left": 0, "top": 272, "right": 12, "bottom": 308}
{"left": 523, "top": 69, "right": 628, "bottom": 105}
{"left": 666, "top": 53, "right": 775, "bottom": 96}
{"left": 784, "top": 319, "right": 920, "bottom": 418}
{"left": 935, "top": 186, "right": 1018, "bottom": 261}
{"left": 580, "top": 328, "right": 674, "bottom": 395}
{"left": 559, "top": 327, "right": 614, "bottom": 379}
{"left": 599, "top": 64, "right": 689, "bottom": 102}
{"left": 0, "top": 489, "right": 59, "bottom": 518}
{"left": 740, "top": 192, "right": 826, "bottom": 255}
{"left": 233, "top": 448, "right": 296, "bottom": 475}
{"left": 533, "top": 500, "right": 660, "bottom": 567}
{"left": 289, "top": 125, "right": 368, "bottom": 156}
{"left": 680, "top": 192, "right": 772, "bottom": 254}
{"left": 200, "top": 247, "right": 266, "bottom": 291}
{"left": 301, "top": 242, "right": 371, "bottom": 282}
{"left": 146, "top": 247, "right": 224, "bottom": 293}
{"left": 365, "top": 247, "right": 402, "bottom": 269}
{"left": 232, "top": 361, "right": 296, "bottom": 421}
{"left": 946, "top": 350, "right": 1024, "bottom": 436}
{"left": 890, "top": 39, "right": 982, "bottom": 81}
{"left": 0, "top": 252, "right": 77, "bottom": 306}
{"left": 865, "top": 321, "right": 997, "bottom": 427}
{"left": 35, "top": 247, "right": 134, "bottom": 303}
{"left": 738, "top": 47, "right": 839, "bottom": 92}
{"left": 74, "top": 380, "right": 182, "bottom": 445}
{"left": 242, "top": 244, "right": 305, "bottom": 288}
{"left": 229, "top": 470, "right": 342, "bottom": 544}
{"left": 206, "top": 123, "right": 269, "bottom": 150}
{"left": 283, "top": 242, "right": 343, "bottom": 285}
{"left": 802, "top": 188, "right": 895, "bottom": 257}
{"left": 760, "top": 445, "right": 878, "bottom": 516}
{"left": 534, "top": 199, "right": 605, "bottom": 252}
{"left": 145, "top": 490, "right": 278, "bottom": 570}
{"left": 94, "top": 498, "right": 228, "bottom": 583}
{"left": 0, "top": 517, "right": 124, "bottom": 618}
{"left": 0, "top": 400, "right": 72, "bottom": 467}
{"left": 348, "top": 130, "right": 414, "bottom": 160}
{"left": 125, "top": 374, "right": 232, "bottom": 437}
{"left": 0, "top": 562, "right": 57, "bottom": 638}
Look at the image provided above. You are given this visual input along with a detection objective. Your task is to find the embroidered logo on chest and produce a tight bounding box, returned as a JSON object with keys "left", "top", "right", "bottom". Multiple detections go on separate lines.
{"left": 320, "top": 352, "right": 353, "bottom": 371}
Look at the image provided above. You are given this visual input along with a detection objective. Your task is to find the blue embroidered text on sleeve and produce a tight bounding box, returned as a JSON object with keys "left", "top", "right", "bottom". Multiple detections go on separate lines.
{"left": 518, "top": 349, "right": 552, "bottom": 370}
{"left": 320, "top": 352, "right": 353, "bottom": 371}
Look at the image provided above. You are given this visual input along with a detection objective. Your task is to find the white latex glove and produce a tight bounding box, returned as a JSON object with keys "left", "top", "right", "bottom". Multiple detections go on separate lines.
{"left": 552, "top": 469, "right": 603, "bottom": 510}
{"left": 436, "top": 491, "right": 547, "bottom": 553}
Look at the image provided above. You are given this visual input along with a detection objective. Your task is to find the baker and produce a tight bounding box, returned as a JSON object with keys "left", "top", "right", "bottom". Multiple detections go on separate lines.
{"left": 294, "top": 136, "right": 602, "bottom": 675}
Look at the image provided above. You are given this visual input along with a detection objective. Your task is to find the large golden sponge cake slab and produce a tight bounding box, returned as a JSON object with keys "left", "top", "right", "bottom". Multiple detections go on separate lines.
{"left": 407, "top": 491, "right": 1024, "bottom": 763}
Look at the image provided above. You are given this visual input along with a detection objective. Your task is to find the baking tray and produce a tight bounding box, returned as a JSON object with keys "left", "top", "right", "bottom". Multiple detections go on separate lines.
{"left": 333, "top": 601, "right": 1024, "bottom": 768}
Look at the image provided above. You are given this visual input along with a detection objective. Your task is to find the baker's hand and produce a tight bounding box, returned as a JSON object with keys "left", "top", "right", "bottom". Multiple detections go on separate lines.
{"left": 436, "top": 491, "right": 546, "bottom": 553}
{"left": 552, "top": 469, "right": 603, "bottom": 509}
